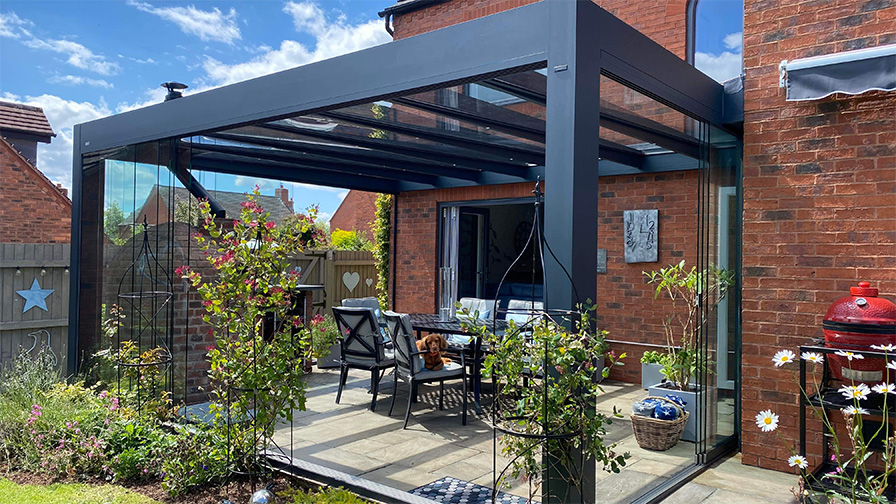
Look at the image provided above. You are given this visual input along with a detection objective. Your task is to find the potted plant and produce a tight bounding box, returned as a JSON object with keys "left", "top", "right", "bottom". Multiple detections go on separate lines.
{"left": 309, "top": 314, "right": 341, "bottom": 369}
{"left": 643, "top": 260, "right": 732, "bottom": 442}
{"left": 640, "top": 350, "right": 669, "bottom": 390}
{"left": 461, "top": 304, "right": 627, "bottom": 502}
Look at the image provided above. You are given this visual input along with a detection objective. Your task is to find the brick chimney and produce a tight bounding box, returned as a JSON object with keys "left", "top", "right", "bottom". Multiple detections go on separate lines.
{"left": 56, "top": 183, "right": 68, "bottom": 198}
{"left": 275, "top": 184, "right": 294, "bottom": 212}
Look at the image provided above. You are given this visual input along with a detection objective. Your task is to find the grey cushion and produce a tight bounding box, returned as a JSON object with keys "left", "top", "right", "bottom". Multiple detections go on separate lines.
{"left": 459, "top": 297, "right": 499, "bottom": 320}
{"left": 417, "top": 360, "right": 464, "bottom": 380}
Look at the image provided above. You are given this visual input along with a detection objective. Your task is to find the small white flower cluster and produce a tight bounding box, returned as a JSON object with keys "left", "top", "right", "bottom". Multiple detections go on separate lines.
{"left": 754, "top": 345, "right": 896, "bottom": 472}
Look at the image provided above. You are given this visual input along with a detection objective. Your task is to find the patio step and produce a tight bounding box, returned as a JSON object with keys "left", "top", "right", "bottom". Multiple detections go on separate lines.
{"left": 262, "top": 449, "right": 439, "bottom": 504}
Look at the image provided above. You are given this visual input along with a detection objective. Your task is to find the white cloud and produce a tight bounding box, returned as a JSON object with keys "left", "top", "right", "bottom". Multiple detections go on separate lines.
{"left": 22, "top": 36, "right": 120, "bottom": 75}
{"left": 202, "top": 2, "right": 390, "bottom": 86}
{"left": 0, "top": 92, "right": 112, "bottom": 191}
{"left": 694, "top": 51, "right": 742, "bottom": 83}
{"left": 127, "top": 1, "right": 241, "bottom": 44}
{"left": 233, "top": 176, "right": 284, "bottom": 192}
{"left": 724, "top": 32, "right": 743, "bottom": 51}
{"left": 282, "top": 1, "right": 326, "bottom": 37}
{"left": 47, "top": 74, "right": 113, "bottom": 89}
{"left": 0, "top": 11, "right": 30, "bottom": 38}
{"left": 337, "top": 190, "right": 348, "bottom": 201}
{"left": 318, "top": 211, "right": 333, "bottom": 222}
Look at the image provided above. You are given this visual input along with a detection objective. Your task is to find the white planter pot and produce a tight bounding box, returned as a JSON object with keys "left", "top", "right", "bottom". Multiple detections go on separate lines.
{"left": 317, "top": 342, "right": 340, "bottom": 369}
{"left": 641, "top": 363, "right": 665, "bottom": 390}
{"left": 647, "top": 382, "right": 700, "bottom": 443}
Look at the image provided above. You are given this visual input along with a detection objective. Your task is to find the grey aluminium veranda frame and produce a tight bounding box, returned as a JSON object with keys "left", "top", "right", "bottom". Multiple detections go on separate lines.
{"left": 69, "top": 1, "right": 742, "bottom": 502}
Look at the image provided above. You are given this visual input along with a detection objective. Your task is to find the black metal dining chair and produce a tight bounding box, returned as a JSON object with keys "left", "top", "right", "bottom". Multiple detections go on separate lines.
{"left": 332, "top": 306, "right": 395, "bottom": 411}
{"left": 383, "top": 311, "right": 467, "bottom": 428}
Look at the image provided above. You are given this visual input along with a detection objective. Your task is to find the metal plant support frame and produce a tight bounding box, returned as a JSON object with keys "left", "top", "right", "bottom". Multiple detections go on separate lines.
{"left": 222, "top": 234, "right": 313, "bottom": 492}
{"left": 484, "top": 180, "right": 591, "bottom": 504}
{"left": 116, "top": 219, "right": 175, "bottom": 413}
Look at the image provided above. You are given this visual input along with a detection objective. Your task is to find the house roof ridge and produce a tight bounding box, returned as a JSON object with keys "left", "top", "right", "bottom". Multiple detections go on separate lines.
{"left": 0, "top": 136, "right": 71, "bottom": 204}
{"left": 0, "top": 100, "right": 56, "bottom": 139}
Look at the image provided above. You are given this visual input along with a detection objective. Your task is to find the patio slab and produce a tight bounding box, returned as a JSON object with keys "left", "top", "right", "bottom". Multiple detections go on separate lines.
{"left": 272, "top": 368, "right": 796, "bottom": 503}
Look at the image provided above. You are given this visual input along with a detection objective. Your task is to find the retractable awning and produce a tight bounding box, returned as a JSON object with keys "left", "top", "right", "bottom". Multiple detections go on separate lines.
{"left": 779, "top": 43, "right": 896, "bottom": 101}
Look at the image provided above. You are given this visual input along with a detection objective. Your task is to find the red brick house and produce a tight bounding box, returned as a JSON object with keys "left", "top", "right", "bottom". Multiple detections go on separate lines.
{"left": 0, "top": 102, "right": 70, "bottom": 243}
{"left": 329, "top": 190, "right": 378, "bottom": 240}
{"left": 378, "top": 0, "right": 896, "bottom": 475}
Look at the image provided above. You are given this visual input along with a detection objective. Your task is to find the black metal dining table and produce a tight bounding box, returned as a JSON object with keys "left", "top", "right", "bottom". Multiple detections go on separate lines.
{"left": 407, "top": 313, "right": 508, "bottom": 415}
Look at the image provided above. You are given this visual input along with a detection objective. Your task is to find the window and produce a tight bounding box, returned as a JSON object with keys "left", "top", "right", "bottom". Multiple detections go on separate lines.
{"left": 688, "top": 0, "right": 744, "bottom": 83}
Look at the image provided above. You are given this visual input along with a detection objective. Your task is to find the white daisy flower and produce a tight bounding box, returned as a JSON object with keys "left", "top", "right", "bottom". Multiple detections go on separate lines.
{"left": 872, "top": 383, "right": 896, "bottom": 395}
{"left": 787, "top": 455, "right": 809, "bottom": 469}
{"left": 773, "top": 350, "right": 796, "bottom": 367}
{"left": 755, "top": 409, "right": 779, "bottom": 432}
{"left": 888, "top": 361, "right": 896, "bottom": 370}
{"left": 872, "top": 344, "right": 896, "bottom": 352}
{"left": 839, "top": 383, "right": 871, "bottom": 401}
{"left": 801, "top": 352, "right": 824, "bottom": 364}
{"left": 842, "top": 406, "right": 870, "bottom": 416}
{"left": 835, "top": 350, "right": 865, "bottom": 361}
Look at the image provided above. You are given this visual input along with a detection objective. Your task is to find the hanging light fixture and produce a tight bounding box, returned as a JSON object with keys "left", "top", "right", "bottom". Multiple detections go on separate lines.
{"left": 15, "top": 267, "right": 21, "bottom": 276}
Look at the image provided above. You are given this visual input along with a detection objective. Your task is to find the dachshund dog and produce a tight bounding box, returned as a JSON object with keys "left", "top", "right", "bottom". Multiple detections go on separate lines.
{"left": 416, "top": 334, "right": 452, "bottom": 371}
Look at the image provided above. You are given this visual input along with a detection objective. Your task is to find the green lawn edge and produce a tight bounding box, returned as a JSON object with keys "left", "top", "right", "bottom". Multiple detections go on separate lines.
{"left": 0, "top": 478, "right": 161, "bottom": 504}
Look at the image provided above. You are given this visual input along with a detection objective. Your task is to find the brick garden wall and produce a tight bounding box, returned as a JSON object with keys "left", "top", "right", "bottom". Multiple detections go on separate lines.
{"left": 0, "top": 138, "right": 71, "bottom": 244}
{"left": 740, "top": 0, "right": 896, "bottom": 471}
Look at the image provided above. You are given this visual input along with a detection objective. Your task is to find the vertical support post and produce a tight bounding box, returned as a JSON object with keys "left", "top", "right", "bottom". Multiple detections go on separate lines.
{"left": 67, "top": 125, "right": 82, "bottom": 377}
{"left": 544, "top": 1, "right": 601, "bottom": 502}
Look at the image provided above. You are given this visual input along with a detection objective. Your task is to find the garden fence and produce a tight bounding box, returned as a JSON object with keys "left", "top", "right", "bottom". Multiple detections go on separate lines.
{"left": 289, "top": 249, "right": 378, "bottom": 315}
{"left": 0, "top": 243, "right": 70, "bottom": 369}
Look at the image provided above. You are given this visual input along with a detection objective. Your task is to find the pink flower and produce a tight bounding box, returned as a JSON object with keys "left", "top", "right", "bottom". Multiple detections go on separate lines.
{"left": 206, "top": 345, "right": 215, "bottom": 352}
{"left": 203, "top": 300, "right": 213, "bottom": 307}
{"left": 249, "top": 221, "right": 258, "bottom": 228}
{"left": 265, "top": 221, "right": 275, "bottom": 230}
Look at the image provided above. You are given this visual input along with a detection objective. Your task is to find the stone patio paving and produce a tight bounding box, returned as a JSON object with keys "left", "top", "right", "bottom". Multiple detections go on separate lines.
{"left": 271, "top": 368, "right": 798, "bottom": 503}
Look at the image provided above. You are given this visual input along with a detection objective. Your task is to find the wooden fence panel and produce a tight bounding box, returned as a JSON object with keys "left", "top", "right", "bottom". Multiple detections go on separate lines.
{"left": 0, "top": 243, "right": 70, "bottom": 368}
{"left": 288, "top": 250, "right": 377, "bottom": 315}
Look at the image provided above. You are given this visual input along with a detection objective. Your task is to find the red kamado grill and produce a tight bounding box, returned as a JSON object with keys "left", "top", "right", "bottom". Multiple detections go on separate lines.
{"left": 824, "top": 282, "right": 896, "bottom": 384}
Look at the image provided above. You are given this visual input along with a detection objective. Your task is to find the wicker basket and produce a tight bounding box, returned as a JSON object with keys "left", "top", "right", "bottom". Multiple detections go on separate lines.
{"left": 630, "top": 396, "right": 689, "bottom": 451}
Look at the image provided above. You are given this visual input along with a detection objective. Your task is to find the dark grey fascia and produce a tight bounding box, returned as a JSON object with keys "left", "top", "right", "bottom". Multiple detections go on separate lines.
{"left": 76, "top": 1, "right": 549, "bottom": 154}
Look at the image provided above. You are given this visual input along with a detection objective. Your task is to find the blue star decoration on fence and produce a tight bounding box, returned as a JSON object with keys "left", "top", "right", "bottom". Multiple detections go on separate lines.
{"left": 16, "top": 279, "right": 54, "bottom": 313}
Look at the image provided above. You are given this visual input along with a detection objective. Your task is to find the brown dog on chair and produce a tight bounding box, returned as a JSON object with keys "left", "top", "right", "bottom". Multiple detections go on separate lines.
{"left": 416, "top": 334, "right": 452, "bottom": 371}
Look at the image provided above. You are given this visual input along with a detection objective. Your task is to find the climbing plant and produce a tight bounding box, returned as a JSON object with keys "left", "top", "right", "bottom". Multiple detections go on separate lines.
{"left": 371, "top": 193, "right": 392, "bottom": 310}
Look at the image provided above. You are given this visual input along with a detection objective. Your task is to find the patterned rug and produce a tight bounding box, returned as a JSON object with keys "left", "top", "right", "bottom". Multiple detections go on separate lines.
{"left": 410, "top": 476, "right": 538, "bottom": 504}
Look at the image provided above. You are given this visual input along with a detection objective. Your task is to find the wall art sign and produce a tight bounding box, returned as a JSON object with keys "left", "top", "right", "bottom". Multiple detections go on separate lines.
{"left": 624, "top": 209, "right": 658, "bottom": 263}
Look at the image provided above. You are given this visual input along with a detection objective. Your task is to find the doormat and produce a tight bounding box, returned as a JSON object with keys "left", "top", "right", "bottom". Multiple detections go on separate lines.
{"left": 410, "top": 476, "right": 538, "bottom": 504}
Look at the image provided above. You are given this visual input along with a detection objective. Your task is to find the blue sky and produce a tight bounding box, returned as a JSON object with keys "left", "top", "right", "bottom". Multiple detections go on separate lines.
{"left": 0, "top": 0, "right": 742, "bottom": 220}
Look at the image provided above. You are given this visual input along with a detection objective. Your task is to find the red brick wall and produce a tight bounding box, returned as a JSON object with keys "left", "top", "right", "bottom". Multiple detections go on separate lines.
{"left": 329, "top": 190, "right": 378, "bottom": 241}
{"left": 394, "top": 172, "right": 698, "bottom": 384}
{"left": 0, "top": 138, "right": 71, "bottom": 243}
{"left": 740, "top": 0, "right": 896, "bottom": 471}
{"left": 393, "top": 0, "right": 686, "bottom": 59}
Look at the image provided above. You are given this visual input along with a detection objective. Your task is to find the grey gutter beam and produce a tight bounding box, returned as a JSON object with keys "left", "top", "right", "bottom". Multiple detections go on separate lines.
{"left": 474, "top": 70, "right": 704, "bottom": 158}
{"left": 321, "top": 111, "right": 546, "bottom": 166}
{"left": 205, "top": 132, "right": 483, "bottom": 183}
{"left": 76, "top": 2, "right": 548, "bottom": 153}
{"left": 190, "top": 157, "right": 412, "bottom": 194}
{"left": 255, "top": 123, "right": 531, "bottom": 178}
{"left": 597, "top": 140, "right": 644, "bottom": 169}
{"left": 593, "top": 4, "right": 727, "bottom": 126}
{"left": 598, "top": 104, "right": 702, "bottom": 159}
{"left": 392, "top": 95, "right": 546, "bottom": 143}
{"left": 189, "top": 142, "right": 441, "bottom": 186}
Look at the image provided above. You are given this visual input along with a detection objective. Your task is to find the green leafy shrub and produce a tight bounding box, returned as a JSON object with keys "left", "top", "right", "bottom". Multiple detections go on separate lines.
{"left": 105, "top": 420, "right": 172, "bottom": 481}
{"left": 330, "top": 229, "right": 371, "bottom": 251}
{"left": 639, "top": 350, "right": 670, "bottom": 365}
{"left": 283, "top": 486, "right": 370, "bottom": 503}
{"left": 159, "top": 425, "right": 229, "bottom": 496}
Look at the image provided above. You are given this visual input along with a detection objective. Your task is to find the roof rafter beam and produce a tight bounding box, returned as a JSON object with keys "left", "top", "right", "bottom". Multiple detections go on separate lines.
{"left": 205, "top": 132, "right": 482, "bottom": 182}
{"left": 189, "top": 143, "right": 440, "bottom": 186}
{"left": 190, "top": 156, "right": 411, "bottom": 194}
{"left": 255, "top": 123, "right": 532, "bottom": 178}
{"left": 321, "top": 111, "right": 545, "bottom": 166}
{"left": 391, "top": 95, "right": 546, "bottom": 143}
